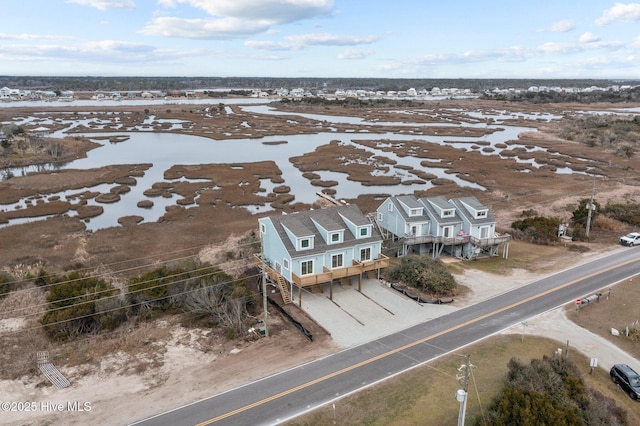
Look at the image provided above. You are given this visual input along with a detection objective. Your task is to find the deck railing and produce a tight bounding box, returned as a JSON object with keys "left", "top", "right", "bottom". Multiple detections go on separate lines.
{"left": 290, "top": 254, "right": 389, "bottom": 287}
{"left": 469, "top": 234, "right": 511, "bottom": 246}
{"left": 402, "top": 233, "right": 510, "bottom": 247}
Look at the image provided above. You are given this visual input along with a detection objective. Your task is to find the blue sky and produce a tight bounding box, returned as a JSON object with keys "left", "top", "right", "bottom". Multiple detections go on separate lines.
{"left": 2, "top": 0, "right": 640, "bottom": 78}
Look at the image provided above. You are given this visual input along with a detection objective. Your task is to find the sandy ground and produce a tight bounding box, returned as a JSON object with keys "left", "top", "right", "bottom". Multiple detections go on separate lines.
{"left": 1, "top": 246, "right": 638, "bottom": 426}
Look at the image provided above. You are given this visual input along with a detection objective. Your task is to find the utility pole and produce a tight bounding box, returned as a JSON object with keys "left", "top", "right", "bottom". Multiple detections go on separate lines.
{"left": 456, "top": 355, "right": 472, "bottom": 426}
{"left": 585, "top": 179, "right": 595, "bottom": 237}
{"left": 260, "top": 247, "right": 269, "bottom": 338}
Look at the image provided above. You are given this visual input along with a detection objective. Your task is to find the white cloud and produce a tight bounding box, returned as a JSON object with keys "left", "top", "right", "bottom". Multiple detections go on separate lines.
{"left": 537, "top": 42, "right": 581, "bottom": 54}
{"left": 141, "top": 17, "right": 272, "bottom": 39}
{"left": 337, "top": 49, "right": 372, "bottom": 60}
{"left": 596, "top": 2, "right": 640, "bottom": 25}
{"left": 144, "top": 0, "right": 334, "bottom": 39}
{"left": 396, "top": 36, "right": 625, "bottom": 74}
{"left": 579, "top": 32, "right": 600, "bottom": 43}
{"left": 287, "top": 33, "right": 377, "bottom": 46}
{"left": 66, "top": 0, "right": 136, "bottom": 10}
{"left": 162, "top": 0, "right": 333, "bottom": 23}
{"left": 548, "top": 19, "right": 575, "bottom": 32}
{"left": 0, "top": 33, "right": 73, "bottom": 41}
{"left": 245, "top": 33, "right": 378, "bottom": 50}
{"left": 0, "top": 39, "right": 198, "bottom": 65}
{"left": 85, "top": 40, "right": 156, "bottom": 54}
{"left": 244, "top": 40, "right": 294, "bottom": 50}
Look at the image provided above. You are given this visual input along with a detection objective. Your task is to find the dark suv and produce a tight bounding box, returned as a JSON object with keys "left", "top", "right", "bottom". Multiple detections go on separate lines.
{"left": 610, "top": 364, "right": 640, "bottom": 400}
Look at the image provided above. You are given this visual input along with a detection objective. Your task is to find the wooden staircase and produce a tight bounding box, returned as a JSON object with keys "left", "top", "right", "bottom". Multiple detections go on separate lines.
{"left": 276, "top": 275, "right": 292, "bottom": 305}
{"left": 37, "top": 351, "right": 70, "bottom": 388}
{"left": 254, "top": 254, "right": 292, "bottom": 305}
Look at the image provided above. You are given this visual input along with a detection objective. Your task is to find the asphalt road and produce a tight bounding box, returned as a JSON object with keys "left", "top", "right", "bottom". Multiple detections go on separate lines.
{"left": 132, "top": 247, "right": 640, "bottom": 426}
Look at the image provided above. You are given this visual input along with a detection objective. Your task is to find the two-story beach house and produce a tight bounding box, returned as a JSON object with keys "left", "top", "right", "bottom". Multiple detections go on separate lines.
{"left": 256, "top": 205, "right": 388, "bottom": 305}
{"left": 376, "top": 195, "right": 510, "bottom": 259}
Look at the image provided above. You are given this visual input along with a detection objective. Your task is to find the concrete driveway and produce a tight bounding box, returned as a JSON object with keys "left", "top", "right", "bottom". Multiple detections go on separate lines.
{"left": 295, "top": 278, "right": 457, "bottom": 348}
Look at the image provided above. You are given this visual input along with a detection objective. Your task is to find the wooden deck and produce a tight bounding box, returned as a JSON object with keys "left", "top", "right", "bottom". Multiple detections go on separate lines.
{"left": 254, "top": 254, "right": 389, "bottom": 305}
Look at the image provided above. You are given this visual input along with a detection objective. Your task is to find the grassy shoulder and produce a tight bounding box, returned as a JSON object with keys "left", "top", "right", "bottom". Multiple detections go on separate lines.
{"left": 287, "top": 334, "right": 640, "bottom": 426}
{"left": 288, "top": 240, "right": 639, "bottom": 425}
{"left": 446, "top": 239, "right": 601, "bottom": 276}
{"left": 565, "top": 277, "right": 640, "bottom": 361}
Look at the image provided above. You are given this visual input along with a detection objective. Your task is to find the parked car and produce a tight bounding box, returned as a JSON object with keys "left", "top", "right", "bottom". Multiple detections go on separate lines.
{"left": 610, "top": 363, "right": 640, "bottom": 400}
{"left": 620, "top": 232, "right": 640, "bottom": 246}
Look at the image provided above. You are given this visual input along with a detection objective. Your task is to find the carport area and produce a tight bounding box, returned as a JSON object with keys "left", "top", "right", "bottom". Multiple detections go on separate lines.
{"left": 294, "top": 277, "right": 457, "bottom": 348}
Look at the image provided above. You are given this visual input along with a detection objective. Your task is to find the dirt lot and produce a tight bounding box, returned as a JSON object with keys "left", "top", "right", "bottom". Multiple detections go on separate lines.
{"left": 1, "top": 99, "right": 640, "bottom": 424}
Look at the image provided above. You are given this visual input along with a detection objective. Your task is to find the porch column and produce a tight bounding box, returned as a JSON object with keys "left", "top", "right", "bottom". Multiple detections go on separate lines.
{"left": 298, "top": 285, "right": 302, "bottom": 308}
{"left": 329, "top": 279, "right": 333, "bottom": 301}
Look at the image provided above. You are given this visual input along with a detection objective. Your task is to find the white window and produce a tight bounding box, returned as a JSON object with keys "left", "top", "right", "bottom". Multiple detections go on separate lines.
{"left": 409, "top": 208, "right": 422, "bottom": 216}
{"left": 377, "top": 212, "right": 383, "bottom": 221}
{"left": 331, "top": 253, "right": 343, "bottom": 269}
{"left": 359, "top": 227, "right": 369, "bottom": 238}
{"left": 480, "top": 227, "right": 489, "bottom": 239}
{"left": 283, "top": 258, "right": 289, "bottom": 270}
{"left": 360, "top": 247, "right": 371, "bottom": 261}
{"left": 443, "top": 226, "right": 453, "bottom": 238}
{"left": 301, "top": 260, "right": 313, "bottom": 275}
{"left": 331, "top": 232, "right": 340, "bottom": 243}
{"left": 443, "top": 209, "right": 454, "bottom": 217}
{"left": 300, "top": 238, "right": 310, "bottom": 249}
{"left": 388, "top": 203, "right": 393, "bottom": 212}
{"left": 476, "top": 211, "right": 487, "bottom": 218}
{"left": 260, "top": 223, "right": 266, "bottom": 234}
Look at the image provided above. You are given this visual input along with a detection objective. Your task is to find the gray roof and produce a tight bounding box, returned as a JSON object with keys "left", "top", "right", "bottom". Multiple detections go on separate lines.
{"left": 424, "top": 195, "right": 452, "bottom": 211}
{"left": 267, "top": 205, "right": 381, "bottom": 258}
{"left": 450, "top": 196, "right": 496, "bottom": 225}
{"left": 389, "top": 195, "right": 429, "bottom": 224}
{"left": 419, "top": 196, "right": 462, "bottom": 225}
{"left": 396, "top": 194, "right": 422, "bottom": 210}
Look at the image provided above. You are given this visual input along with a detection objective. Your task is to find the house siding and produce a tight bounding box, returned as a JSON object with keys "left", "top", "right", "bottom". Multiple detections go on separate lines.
{"left": 259, "top": 204, "right": 386, "bottom": 288}
{"left": 376, "top": 195, "right": 509, "bottom": 259}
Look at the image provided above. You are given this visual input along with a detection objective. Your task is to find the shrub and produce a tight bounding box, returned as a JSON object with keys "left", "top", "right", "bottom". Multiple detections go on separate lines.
{"left": 511, "top": 216, "right": 561, "bottom": 244}
{"left": 572, "top": 198, "right": 600, "bottom": 227}
{"left": 477, "top": 356, "right": 627, "bottom": 426}
{"left": 41, "top": 272, "right": 123, "bottom": 341}
{"left": 386, "top": 256, "right": 456, "bottom": 296}
{"left": 0, "top": 272, "right": 16, "bottom": 300}
{"left": 603, "top": 202, "right": 640, "bottom": 226}
{"left": 128, "top": 261, "right": 256, "bottom": 337}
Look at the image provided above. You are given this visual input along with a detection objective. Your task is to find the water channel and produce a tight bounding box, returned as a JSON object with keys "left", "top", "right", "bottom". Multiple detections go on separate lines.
{"left": 1, "top": 101, "right": 569, "bottom": 230}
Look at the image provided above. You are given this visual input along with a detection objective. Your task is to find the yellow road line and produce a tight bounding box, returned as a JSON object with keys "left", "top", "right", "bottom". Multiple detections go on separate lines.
{"left": 197, "top": 257, "right": 639, "bottom": 425}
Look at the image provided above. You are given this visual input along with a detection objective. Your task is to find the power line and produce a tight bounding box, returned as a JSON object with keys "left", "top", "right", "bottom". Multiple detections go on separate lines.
{"left": 1, "top": 262, "right": 248, "bottom": 319}
{"left": 0, "top": 271, "right": 263, "bottom": 338}
{"left": 0, "top": 237, "right": 259, "bottom": 298}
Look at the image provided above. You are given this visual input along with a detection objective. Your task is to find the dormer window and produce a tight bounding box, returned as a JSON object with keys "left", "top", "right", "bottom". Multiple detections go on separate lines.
{"left": 476, "top": 210, "right": 487, "bottom": 218}
{"left": 330, "top": 232, "right": 341, "bottom": 243}
{"left": 442, "top": 209, "right": 454, "bottom": 218}
{"left": 409, "top": 208, "right": 422, "bottom": 217}
{"left": 359, "top": 226, "right": 370, "bottom": 238}
{"left": 300, "top": 238, "right": 311, "bottom": 250}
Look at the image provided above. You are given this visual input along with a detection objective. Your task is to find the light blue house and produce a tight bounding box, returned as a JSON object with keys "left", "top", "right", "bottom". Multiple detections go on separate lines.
{"left": 257, "top": 204, "right": 388, "bottom": 305}
{"left": 376, "top": 195, "right": 509, "bottom": 259}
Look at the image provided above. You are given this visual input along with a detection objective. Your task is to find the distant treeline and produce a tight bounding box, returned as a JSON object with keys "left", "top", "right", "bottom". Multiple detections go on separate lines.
{"left": 0, "top": 76, "right": 636, "bottom": 92}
